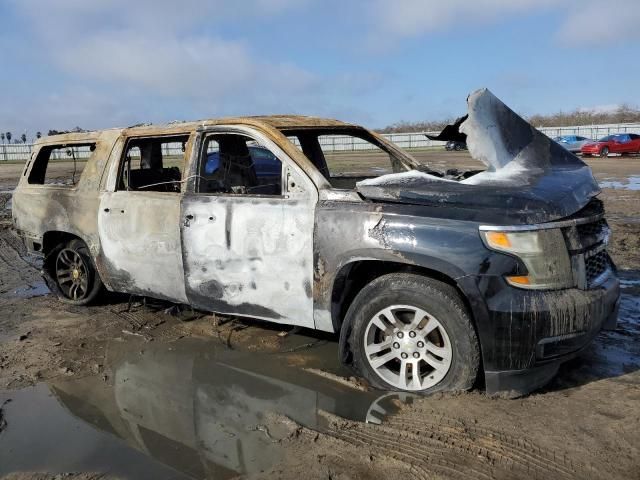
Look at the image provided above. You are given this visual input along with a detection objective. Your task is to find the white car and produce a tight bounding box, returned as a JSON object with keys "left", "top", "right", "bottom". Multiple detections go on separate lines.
{"left": 553, "top": 135, "right": 592, "bottom": 153}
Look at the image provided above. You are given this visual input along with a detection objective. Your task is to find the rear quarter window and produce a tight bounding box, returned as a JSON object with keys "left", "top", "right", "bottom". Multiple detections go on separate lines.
{"left": 27, "top": 143, "right": 96, "bottom": 186}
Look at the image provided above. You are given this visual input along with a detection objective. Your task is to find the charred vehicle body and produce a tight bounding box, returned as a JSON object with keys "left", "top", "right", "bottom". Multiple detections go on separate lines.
{"left": 12, "top": 89, "right": 620, "bottom": 396}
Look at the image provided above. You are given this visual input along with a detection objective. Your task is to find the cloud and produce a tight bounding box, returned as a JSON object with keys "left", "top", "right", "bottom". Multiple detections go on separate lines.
{"left": 370, "top": 0, "right": 559, "bottom": 40}
{"left": 2, "top": 0, "right": 393, "bottom": 133}
{"left": 556, "top": 0, "right": 640, "bottom": 46}
{"left": 0, "top": 86, "right": 139, "bottom": 134}
{"left": 56, "top": 34, "right": 260, "bottom": 97}
{"left": 15, "top": 0, "right": 318, "bottom": 99}
{"left": 369, "top": 0, "right": 640, "bottom": 47}
{"left": 6, "top": 0, "right": 373, "bottom": 131}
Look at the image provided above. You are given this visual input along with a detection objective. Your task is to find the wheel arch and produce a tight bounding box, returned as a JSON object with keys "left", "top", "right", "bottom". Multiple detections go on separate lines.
{"left": 331, "top": 259, "right": 479, "bottom": 338}
{"left": 42, "top": 230, "right": 87, "bottom": 257}
{"left": 41, "top": 230, "right": 105, "bottom": 304}
{"left": 334, "top": 263, "right": 484, "bottom": 392}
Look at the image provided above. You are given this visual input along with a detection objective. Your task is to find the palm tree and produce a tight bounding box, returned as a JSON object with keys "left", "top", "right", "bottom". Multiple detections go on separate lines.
{"left": 6, "top": 132, "right": 11, "bottom": 143}
{"left": 0, "top": 133, "right": 4, "bottom": 144}
{"left": 36, "top": 132, "right": 42, "bottom": 139}
{"left": 21, "top": 133, "right": 27, "bottom": 144}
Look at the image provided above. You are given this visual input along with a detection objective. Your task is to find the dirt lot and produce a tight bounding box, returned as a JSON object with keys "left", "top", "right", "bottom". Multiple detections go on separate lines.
{"left": 0, "top": 152, "right": 639, "bottom": 479}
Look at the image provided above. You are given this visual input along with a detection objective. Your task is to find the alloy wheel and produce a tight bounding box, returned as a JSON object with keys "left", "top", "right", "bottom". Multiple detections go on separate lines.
{"left": 364, "top": 305, "right": 452, "bottom": 391}
{"left": 55, "top": 248, "right": 90, "bottom": 301}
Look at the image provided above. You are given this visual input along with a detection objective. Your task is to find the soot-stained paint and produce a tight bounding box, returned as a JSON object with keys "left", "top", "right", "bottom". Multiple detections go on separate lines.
{"left": 11, "top": 96, "right": 619, "bottom": 396}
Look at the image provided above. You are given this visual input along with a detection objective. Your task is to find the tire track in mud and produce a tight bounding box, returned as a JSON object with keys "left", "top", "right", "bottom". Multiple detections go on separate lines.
{"left": 321, "top": 411, "right": 598, "bottom": 480}
{"left": 0, "top": 227, "right": 42, "bottom": 295}
{"left": 383, "top": 416, "right": 580, "bottom": 478}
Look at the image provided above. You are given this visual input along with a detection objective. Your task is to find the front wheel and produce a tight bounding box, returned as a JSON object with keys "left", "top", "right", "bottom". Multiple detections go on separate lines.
{"left": 52, "top": 239, "right": 103, "bottom": 305}
{"left": 599, "top": 147, "right": 609, "bottom": 157}
{"left": 342, "top": 273, "right": 480, "bottom": 394}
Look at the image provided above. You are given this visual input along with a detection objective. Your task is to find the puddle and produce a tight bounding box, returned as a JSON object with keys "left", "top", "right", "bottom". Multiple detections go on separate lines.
{"left": 10, "top": 280, "right": 50, "bottom": 298}
{"left": 572, "top": 291, "right": 640, "bottom": 378}
{"left": 0, "top": 337, "right": 410, "bottom": 479}
{"left": 0, "top": 384, "right": 189, "bottom": 479}
{"left": 619, "top": 270, "right": 640, "bottom": 288}
{"left": 599, "top": 176, "right": 640, "bottom": 190}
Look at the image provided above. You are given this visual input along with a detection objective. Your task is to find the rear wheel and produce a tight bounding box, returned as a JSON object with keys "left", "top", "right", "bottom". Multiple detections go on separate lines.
{"left": 599, "top": 147, "right": 609, "bottom": 157}
{"left": 342, "top": 273, "right": 480, "bottom": 394}
{"left": 53, "top": 239, "right": 103, "bottom": 305}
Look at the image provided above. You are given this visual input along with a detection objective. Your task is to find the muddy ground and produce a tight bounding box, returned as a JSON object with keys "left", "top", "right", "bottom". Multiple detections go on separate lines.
{"left": 0, "top": 152, "right": 639, "bottom": 479}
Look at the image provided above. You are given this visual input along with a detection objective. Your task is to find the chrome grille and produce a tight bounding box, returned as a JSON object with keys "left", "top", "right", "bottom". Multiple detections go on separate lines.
{"left": 563, "top": 216, "right": 612, "bottom": 289}
{"left": 576, "top": 218, "right": 607, "bottom": 238}
{"left": 584, "top": 250, "right": 610, "bottom": 287}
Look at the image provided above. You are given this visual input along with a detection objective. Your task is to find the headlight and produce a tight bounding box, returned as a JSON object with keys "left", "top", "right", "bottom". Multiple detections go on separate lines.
{"left": 480, "top": 228, "right": 573, "bottom": 290}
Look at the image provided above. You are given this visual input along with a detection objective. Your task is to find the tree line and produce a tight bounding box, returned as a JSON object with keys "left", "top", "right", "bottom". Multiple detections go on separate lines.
{"left": 0, "top": 127, "right": 87, "bottom": 144}
{"left": 0, "top": 132, "right": 41, "bottom": 144}
{"left": 377, "top": 104, "right": 640, "bottom": 133}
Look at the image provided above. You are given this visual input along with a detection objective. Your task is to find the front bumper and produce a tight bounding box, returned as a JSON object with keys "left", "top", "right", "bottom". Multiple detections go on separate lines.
{"left": 460, "top": 274, "right": 620, "bottom": 397}
{"left": 581, "top": 146, "right": 602, "bottom": 154}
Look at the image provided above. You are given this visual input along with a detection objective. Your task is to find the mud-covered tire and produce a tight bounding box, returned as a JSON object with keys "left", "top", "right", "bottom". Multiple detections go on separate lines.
{"left": 49, "top": 239, "right": 103, "bottom": 305}
{"left": 599, "top": 147, "right": 609, "bottom": 157}
{"left": 341, "top": 273, "right": 480, "bottom": 394}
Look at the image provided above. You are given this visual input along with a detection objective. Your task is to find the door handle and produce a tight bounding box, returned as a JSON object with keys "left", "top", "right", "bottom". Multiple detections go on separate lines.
{"left": 103, "top": 208, "right": 110, "bottom": 213}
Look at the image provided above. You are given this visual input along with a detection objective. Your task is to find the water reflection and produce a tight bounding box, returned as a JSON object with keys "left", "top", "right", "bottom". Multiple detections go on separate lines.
{"left": 49, "top": 338, "right": 411, "bottom": 479}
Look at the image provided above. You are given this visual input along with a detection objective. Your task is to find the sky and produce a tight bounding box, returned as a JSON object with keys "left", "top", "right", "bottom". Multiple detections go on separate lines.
{"left": 1, "top": 0, "right": 639, "bottom": 138}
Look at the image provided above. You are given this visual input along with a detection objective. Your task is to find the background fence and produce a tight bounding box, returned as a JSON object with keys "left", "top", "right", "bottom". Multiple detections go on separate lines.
{"left": 2, "top": 122, "right": 640, "bottom": 161}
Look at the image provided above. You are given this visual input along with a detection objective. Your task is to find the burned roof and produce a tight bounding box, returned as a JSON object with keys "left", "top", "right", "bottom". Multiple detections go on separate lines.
{"left": 36, "top": 115, "right": 354, "bottom": 146}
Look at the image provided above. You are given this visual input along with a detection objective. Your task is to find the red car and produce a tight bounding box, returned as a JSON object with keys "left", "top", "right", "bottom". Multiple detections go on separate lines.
{"left": 581, "top": 133, "right": 640, "bottom": 157}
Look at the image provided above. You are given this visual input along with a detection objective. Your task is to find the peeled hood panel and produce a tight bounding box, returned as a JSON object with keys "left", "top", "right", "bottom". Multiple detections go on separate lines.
{"left": 357, "top": 89, "right": 600, "bottom": 224}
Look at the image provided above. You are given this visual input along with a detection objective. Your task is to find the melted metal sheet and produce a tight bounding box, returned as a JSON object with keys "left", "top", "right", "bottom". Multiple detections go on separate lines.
{"left": 357, "top": 89, "right": 600, "bottom": 224}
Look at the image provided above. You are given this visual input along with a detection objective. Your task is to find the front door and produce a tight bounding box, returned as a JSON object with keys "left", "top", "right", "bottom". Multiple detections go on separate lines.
{"left": 180, "top": 128, "right": 316, "bottom": 326}
{"left": 98, "top": 134, "right": 190, "bottom": 303}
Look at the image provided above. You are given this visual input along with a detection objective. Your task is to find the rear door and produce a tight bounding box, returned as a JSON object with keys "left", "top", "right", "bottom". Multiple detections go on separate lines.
{"left": 180, "top": 126, "right": 317, "bottom": 326}
{"left": 98, "top": 134, "right": 191, "bottom": 302}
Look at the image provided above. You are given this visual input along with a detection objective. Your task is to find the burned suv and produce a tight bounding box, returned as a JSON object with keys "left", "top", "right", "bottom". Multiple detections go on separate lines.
{"left": 12, "top": 89, "right": 620, "bottom": 396}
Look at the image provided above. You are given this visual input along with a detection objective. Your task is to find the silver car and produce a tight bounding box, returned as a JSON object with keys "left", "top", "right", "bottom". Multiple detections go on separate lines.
{"left": 554, "top": 135, "right": 592, "bottom": 153}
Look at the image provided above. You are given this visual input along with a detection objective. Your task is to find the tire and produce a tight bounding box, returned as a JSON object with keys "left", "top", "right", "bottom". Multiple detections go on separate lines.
{"left": 341, "top": 273, "right": 480, "bottom": 394}
{"left": 51, "top": 239, "right": 103, "bottom": 305}
{"left": 599, "top": 147, "right": 609, "bottom": 158}
{"left": 454, "top": 144, "right": 462, "bottom": 151}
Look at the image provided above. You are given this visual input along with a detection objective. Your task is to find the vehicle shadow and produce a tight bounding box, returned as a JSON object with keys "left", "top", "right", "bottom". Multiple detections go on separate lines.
{"left": 86, "top": 289, "right": 341, "bottom": 350}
